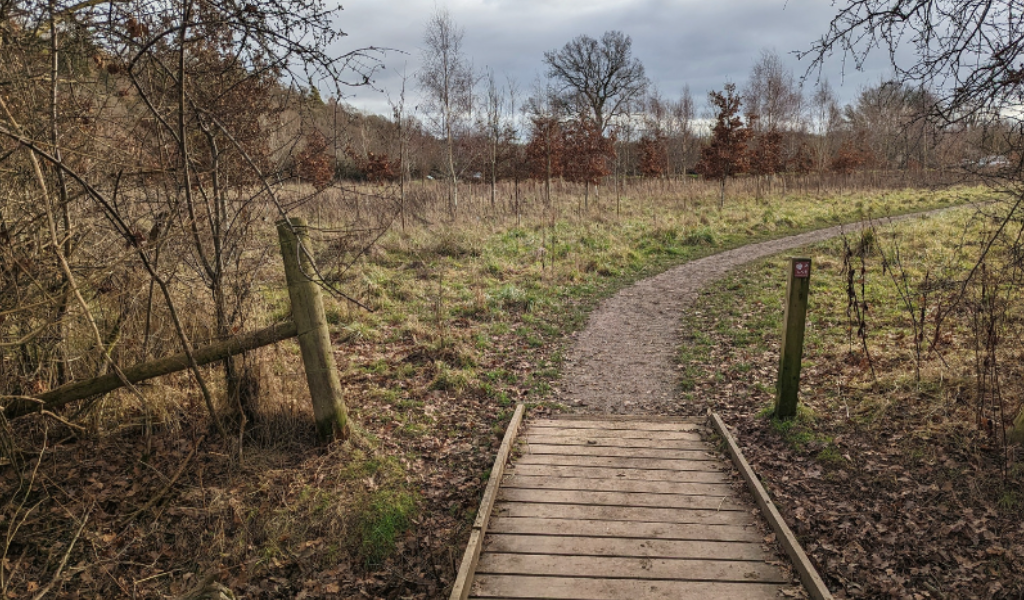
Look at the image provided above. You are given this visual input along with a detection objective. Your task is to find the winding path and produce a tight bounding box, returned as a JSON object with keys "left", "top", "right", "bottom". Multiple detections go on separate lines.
{"left": 557, "top": 209, "right": 952, "bottom": 415}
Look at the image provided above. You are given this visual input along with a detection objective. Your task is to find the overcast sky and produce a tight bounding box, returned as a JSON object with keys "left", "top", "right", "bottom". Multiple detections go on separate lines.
{"left": 326, "top": 0, "right": 899, "bottom": 117}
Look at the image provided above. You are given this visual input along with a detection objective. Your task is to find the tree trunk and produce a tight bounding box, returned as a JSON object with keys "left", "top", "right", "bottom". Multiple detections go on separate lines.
{"left": 545, "top": 150, "right": 552, "bottom": 207}
{"left": 277, "top": 218, "right": 351, "bottom": 441}
{"left": 447, "top": 120, "right": 458, "bottom": 218}
{"left": 490, "top": 134, "right": 497, "bottom": 210}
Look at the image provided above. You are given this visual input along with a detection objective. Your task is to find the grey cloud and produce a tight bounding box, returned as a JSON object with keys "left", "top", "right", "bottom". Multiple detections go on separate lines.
{"left": 330, "top": 0, "right": 901, "bottom": 116}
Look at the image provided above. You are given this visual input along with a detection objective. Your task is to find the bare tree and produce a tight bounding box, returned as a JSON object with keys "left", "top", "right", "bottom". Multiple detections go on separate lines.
{"left": 669, "top": 86, "right": 696, "bottom": 178}
{"left": 744, "top": 49, "right": 803, "bottom": 192}
{"left": 809, "top": 0, "right": 1024, "bottom": 441}
{"left": 543, "top": 30, "right": 649, "bottom": 134}
{"left": 743, "top": 49, "right": 803, "bottom": 133}
{"left": 810, "top": 79, "right": 842, "bottom": 172}
{"left": 0, "top": 0, "right": 383, "bottom": 438}
{"left": 483, "top": 69, "right": 503, "bottom": 209}
{"left": 506, "top": 76, "right": 524, "bottom": 223}
{"left": 418, "top": 7, "right": 475, "bottom": 218}
{"left": 387, "top": 67, "right": 413, "bottom": 231}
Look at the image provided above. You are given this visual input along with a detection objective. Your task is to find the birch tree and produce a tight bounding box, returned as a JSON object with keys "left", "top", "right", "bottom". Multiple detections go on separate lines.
{"left": 418, "top": 7, "right": 474, "bottom": 218}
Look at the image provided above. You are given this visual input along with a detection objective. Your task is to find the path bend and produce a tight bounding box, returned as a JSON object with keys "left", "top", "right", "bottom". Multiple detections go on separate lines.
{"left": 557, "top": 209, "right": 953, "bottom": 415}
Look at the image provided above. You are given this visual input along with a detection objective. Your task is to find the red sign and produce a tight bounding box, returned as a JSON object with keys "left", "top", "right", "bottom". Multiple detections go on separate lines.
{"left": 793, "top": 260, "right": 811, "bottom": 279}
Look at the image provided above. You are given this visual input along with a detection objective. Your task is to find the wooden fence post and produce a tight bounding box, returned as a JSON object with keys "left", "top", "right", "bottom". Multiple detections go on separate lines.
{"left": 775, "top": 257, "right": 811, "bottom": 419}
{"left": 277, "top": 217, "right": 350, "bottom": 441}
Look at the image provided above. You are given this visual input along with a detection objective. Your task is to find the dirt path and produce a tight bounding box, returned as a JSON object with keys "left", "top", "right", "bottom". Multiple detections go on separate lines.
{"left": 556, "top": 210, "right": 949, "bottom": 415}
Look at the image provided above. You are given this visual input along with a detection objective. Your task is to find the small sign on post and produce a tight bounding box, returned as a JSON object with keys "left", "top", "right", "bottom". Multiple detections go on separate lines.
{"left": 775, "top": 258, "right": 811, "bottom": 419}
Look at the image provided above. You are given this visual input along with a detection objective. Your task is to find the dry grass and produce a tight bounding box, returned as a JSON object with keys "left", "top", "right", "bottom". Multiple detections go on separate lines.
{"left": 0, "top": 173, "right": 987, "bottom": 598}
{"left": 674, "top": 203, "right": 1024, "bottom": 598}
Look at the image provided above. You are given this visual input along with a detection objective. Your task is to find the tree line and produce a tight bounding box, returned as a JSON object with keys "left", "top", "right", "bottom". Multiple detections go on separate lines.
{"left": 0, "top": 0, "right": 1016, "bottom": 434}
{"left": 297, "top": 9, "right": 1011, "bottom": 220}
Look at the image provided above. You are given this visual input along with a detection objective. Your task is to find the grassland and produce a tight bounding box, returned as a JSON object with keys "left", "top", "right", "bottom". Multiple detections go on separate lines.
{"left": 676, "top": 204, "right": 1024, "bottom": 598}
{"left": 1, "top": 178, "right": 989, "bottom": 599}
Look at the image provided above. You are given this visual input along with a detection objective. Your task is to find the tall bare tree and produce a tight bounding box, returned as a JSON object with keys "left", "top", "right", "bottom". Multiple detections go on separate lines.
{"left": 483, "top": 69, "right": 503, "bottom": 209}
{"left": 810, "top": 79, "right": 843, "bottom": 172}
{"left": 418, "top": 7, "right": 475, "bottom": 218}
{"left": 543, "top": 30, "right": 649, "bottom": 134}
{"left": 669, "top": 86, "right": 696, "bottom": 178}
{"left": 743, "top": 49, "right": 803, "bottom": 134}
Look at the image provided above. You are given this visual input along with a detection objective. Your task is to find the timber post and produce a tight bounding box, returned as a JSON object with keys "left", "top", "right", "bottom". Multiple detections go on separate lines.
{"left": 775, "top": 257, "right": 811, "bottom": 419}
{"left": 277, "top": 217, "right": 350, "bottom": 441}
{"left": 5, "top": 321, "right": 300, "bottom": 419}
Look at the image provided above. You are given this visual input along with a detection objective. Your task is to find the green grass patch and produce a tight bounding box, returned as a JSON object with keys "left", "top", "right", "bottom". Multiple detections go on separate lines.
{"left": 354, "top": 488, "right": 418, "bottom": 568}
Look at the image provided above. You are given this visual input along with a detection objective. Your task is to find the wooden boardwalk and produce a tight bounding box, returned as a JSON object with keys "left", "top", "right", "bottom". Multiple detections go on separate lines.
{"left": 454, "top": 415, "right": 795, "bottom": 600}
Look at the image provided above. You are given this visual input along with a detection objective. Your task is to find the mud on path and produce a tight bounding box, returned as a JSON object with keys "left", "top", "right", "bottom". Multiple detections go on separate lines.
{"left": 555, "top": 210, "right": 950, "bottom": 415}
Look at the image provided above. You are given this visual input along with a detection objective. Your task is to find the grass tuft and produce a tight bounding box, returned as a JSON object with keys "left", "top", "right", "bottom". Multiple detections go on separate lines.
{"left": 354, "top": 488, "right": 418, "bottom": 568}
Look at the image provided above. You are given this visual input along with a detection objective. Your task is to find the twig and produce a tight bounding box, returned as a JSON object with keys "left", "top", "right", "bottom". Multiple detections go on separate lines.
{"left": 121, "top": 434, "right": 206, "bottom": 526}
{"left": 39, "top": 410, "right": 87, "bottom": 432}
{"left": 30, "top": 506, "right": 90, "bottom": 600}
{"left": 1, "top": 428, "right": 47, "bottom": 594}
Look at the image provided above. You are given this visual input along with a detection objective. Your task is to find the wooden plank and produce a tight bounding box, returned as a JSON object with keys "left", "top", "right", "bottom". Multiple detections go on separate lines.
{"left": 529, "top": 419, "right": 699, "bottom": 432}
{"left": 475, "top": 552, "right": 786, "bottom": 583}
{"left": 523, "top": 444, "right": 714, "bottom": 460}
{"left": 492, "top": 502, "right": 756, "bottom": 526}
{"left": 711, "top": 412, "right": 833, "bottom": 600}
{"left": 449, "top": 530, "right": 482, "bottom": 600}
{"left": 450, "top": 404, "right": 526, "bottom": 600}
{"left": 522, "top": 428, "right": 702, "bottom": 441}
{"left": 483, "top": 534, "right": 771, "bottom": 561}
{"left": 469, "top": 575, "right": 783, "bottom": 599}
{"left": 497, "top": 488, "right": 747, "bottom": 511}
{"left": 522, "top": 434, "right": 708, "bottom": 450}
{"left": 501, "top": 475, "right": 734, "bottom": 497}
{"left": 473, "top": 404, "right": 526, "bottom": 531}
{"left": 509, "top": 464, "right": 729, "bottom": 483}
{"left": 487, "top": 516, "right": 762, "bottom": 542}
{"left": 515, "top": 454, "right": 724, "bottom": 472}
{"left": 541, "top": 414, "right": 702, "bottom": 423}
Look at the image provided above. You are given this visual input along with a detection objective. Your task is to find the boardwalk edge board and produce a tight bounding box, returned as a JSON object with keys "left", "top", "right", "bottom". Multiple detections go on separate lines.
{"left": 449, "top": 403, "right": 526, "bottom": 600}
{"left": 709, "top": 412, "right": 834, "bottom": 600}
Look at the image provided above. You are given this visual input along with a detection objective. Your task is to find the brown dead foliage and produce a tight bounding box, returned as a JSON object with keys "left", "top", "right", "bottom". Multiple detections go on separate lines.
{"left": 0, "top": 312, "right": 563, "bottom": 598}
{"left": 675, "top": 289, "right": 1024, "bottom": 599}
